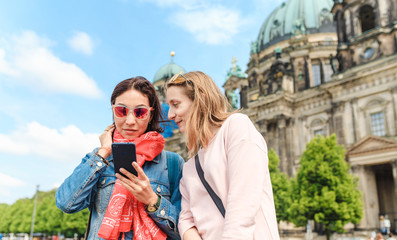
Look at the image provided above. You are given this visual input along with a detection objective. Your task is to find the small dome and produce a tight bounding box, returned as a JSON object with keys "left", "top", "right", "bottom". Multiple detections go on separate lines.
{"left": 153, "top": 62, "right": 186, "bottom": 83}
{"left": 226, "top": 64, "right": 245, "bottom": 79}
{"left": 225, "top": 57, "right": 246, "bottom": 82}
{"left": 251, "top": 0, "right": 335, "bottom": 53}
{"left": 153, "top": 51, "right": 185, "bottom": 83}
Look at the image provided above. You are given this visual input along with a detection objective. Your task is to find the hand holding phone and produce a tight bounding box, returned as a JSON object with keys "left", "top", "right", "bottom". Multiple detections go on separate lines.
{"left": 112, "top": 142, "right": 137, "bottom": 177}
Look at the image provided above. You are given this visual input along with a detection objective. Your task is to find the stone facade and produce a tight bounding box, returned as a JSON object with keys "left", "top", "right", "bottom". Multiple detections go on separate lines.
{"left": 160, "top": 0, "right": 397, "bottom": 233}
{"left": 347, "top": 136, "right": 397, "bottom": 230}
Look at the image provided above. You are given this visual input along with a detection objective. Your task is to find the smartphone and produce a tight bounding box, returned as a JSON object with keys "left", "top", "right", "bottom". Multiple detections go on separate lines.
{"left": 112, "top": 142, "right": 137, "bottom": 177}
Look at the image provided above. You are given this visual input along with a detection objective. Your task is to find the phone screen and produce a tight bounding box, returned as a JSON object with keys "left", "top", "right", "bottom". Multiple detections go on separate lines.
{"left": 112, "top": 142, "right": 137, "bottom": 177}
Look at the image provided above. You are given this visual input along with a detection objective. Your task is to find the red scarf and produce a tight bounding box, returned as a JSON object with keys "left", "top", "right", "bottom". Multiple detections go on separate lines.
{"left": 98, "top": 130, "right": 167, "bottom": 240}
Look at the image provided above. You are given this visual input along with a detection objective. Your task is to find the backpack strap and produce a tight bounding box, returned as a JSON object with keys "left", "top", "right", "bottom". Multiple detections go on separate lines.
{"left": 195, "top": 154, "right": 226, "bottom": 217}
{"left": 84, "top": 203, "right": 94, "bottom": 240}
{"left": 166, "top": 151, "right": 180, "bottom": 193}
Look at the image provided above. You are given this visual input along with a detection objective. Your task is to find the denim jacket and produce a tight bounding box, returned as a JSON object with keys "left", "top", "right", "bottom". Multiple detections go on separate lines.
{"left": 55, "top": 148, "right": 184, "bottom": 240}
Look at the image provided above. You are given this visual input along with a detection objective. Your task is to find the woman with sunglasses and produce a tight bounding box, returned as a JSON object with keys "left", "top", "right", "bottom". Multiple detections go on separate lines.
{"left": 165, "top": 71, "right": 279, "bottom": 240}
{"left": 56, "top": 77, "right": 184, "bottom": 240}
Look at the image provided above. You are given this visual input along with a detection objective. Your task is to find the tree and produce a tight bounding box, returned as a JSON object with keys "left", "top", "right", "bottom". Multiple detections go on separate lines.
{"left": 268, "top": 149, "right": 291, "bottom": 223}
{"left": 0, "top": 188, "right": 89, "bottom": 237}
{"left": 35, "top": 190, "right": 64, "bottom": 235}
{"left": 288, "top": 134, "right": 363, "bottom": 240}
{"left": 61, "top": 208, "right": 90, "bottom": 238}
{"left": 34, "top": 189, "right": 89, "bottom": 237}
{"left": 0, "top": 203, "right": 10, "bottom": 232}
{"left": 7, "top": 198, "right": 33, "bottom": 233}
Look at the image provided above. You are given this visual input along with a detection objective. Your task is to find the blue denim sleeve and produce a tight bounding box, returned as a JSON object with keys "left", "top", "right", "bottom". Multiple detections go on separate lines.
{"left": 55, "top": 148, "right": 107, "bottom": 214}
{"left": 147, "top": 154, "right": 184, "bottom": 240}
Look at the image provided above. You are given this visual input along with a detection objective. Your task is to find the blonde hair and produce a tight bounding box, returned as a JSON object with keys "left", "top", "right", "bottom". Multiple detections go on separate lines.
{"left": 166, "top": 71, "right": 235, "bottom": 157}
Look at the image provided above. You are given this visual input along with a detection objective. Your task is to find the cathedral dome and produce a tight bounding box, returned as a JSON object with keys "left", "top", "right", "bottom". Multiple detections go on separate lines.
{"left": 252, "top": 0, "right": 335, "bottom": 53}
{"left": 153, "top": 51, "right": 186, "bottom": 83}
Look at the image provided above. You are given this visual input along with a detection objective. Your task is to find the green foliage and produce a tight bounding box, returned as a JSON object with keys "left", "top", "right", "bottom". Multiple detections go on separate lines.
{"left": 0, "top": 189, "right": 89, "bottom": 236}
{"left": 0, "top": 203, "right": 11, "bottom": 232}
{"left": 268, "top": 149, "right": 292, "bottom": 223}
{"left": 289, "top": 134, "right": 363, "bottom": 239}
{"left": 62, "top": 209, "right": 90, "bottom": 237}
{"left": 5, "top": 198, "right": 33, "bottom": 233}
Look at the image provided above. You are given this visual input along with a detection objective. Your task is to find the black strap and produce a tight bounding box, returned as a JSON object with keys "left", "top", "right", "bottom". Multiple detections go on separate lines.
{"left": 84, "top": 205, "right": 93, "bottom": 240}
{"left": 195, "top": 155, "right": 225, "bottom": 217}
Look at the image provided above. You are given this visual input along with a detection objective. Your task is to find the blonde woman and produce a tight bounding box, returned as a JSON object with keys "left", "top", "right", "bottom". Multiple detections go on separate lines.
{"left": 165, "top": 71, "right": 279, "bottom": 240}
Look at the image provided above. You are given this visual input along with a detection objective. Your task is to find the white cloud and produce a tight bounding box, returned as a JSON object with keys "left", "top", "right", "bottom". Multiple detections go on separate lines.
{"left": 0, "top": 173, "right": 25, "bottom": 187}
{"left": 140, "top": 0, "right": 203, "bottom": 10}
{"left": 140, "top": 0, "right": 249, "bottom": 44}
{"left": 0, "top": 173, "right": 26, "bottom": 200}
{"left": 171, "top": 6, "right": 247, "bottom": 45}
{"left": 68, "top": 31, "right": 94, "bottom": 55}
{"left": 0, "top": 121, "right": 99, "bottom": 162}
{"left": 144, "top": 0, "right": 184, "bottom": 6}
{"left": 0, "top": 49, "right": 17, "bottom": 76}
{"left": 0, "top": 186, "right": 12, "bottom": 199}
{"left": 0, "top": 31, "right": 102, "bottom": 98}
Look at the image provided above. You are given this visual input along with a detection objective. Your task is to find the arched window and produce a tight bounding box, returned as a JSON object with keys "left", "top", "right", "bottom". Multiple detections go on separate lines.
{"left": 310, "top": 118, "right": 328, "bottom": 139}
{"left": 363, "top": 98, "right": 388, "bottom": 137}
{"left": 359, "top": 5, "right": 376, "bottom": 33}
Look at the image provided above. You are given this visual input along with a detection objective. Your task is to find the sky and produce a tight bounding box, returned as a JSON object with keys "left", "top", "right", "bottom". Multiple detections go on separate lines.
{"left": 0, "top": 0, "right": 284, "bottom": 204}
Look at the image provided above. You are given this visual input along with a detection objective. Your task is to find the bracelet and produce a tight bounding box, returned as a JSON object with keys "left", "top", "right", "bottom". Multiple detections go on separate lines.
{"left": 146, "top": 194, "right": 161, "bottom": 212}
{"left": 95, "top": 152, "right": 109, "bottom": 166}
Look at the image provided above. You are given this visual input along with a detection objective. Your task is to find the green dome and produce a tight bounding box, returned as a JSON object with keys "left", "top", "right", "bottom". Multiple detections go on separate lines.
{"left": 153, "top": 62, "right": 186, "bottom": 83}
{"left": 251, "top": 0, "right": 335, "bottom": 53}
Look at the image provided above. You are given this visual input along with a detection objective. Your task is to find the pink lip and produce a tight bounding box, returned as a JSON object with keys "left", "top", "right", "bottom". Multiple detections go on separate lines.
{"left": 123, "top": 129, "right": 137, "bottom": 133}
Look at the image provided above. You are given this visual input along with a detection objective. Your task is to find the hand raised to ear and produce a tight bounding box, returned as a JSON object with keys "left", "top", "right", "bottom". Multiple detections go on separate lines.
{"left": 98, "top": 124, "right": 115, "bottom": 158}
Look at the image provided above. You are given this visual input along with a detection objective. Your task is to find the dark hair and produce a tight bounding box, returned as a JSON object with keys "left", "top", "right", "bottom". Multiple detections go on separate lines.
{"left": 111, "top": 76, "right": 164, "bottom": 133}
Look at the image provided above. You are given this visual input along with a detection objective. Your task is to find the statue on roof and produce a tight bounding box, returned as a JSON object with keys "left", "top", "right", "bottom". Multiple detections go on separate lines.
{"left": 250, "top": 41, "right": 259, "bottom": 54}
{"left": 225, "top": 57, "right": 246, "bottom": 81}
{"left": 232, "top": 57, "right": 238, "bottom": 70}
{"left": 227, "top": 89, "right": 239, "bottom": 110}
{"left": 292, "top": 19, "right": 306, "bottom": 36}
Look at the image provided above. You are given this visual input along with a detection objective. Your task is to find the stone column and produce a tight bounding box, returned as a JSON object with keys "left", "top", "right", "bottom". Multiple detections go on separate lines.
{"left": 256, "top": 119, "right": 268, "bottom": 137}
{"left": 351, "top": 164, "right": 379, "bottom": 230}
{"left": 277, "top": 116, "right": 290, "bottom": 175}
{"left": 326, "top": 108, "right": 334, "bottom": 135}
{"left": 285, "top": 119, "right": 295, "bottom": 176}
{"left": 350, "top": 98, "right": 358, "bottom": 142}
{"left": 390, "top": 87, "right": 397, "bottom": 135}
{"left": 240, "top": 86, "right": 248, "bottom": 109}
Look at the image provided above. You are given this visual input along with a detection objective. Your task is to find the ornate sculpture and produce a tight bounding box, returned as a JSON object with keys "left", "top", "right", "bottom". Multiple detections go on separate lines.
{"left": 250, "top": 41, "right": 259, "bottom": 54}
{"left": 292, "top": 19, "right": 306, "bottom": 36}
{"left": 249, "top": 73, "right": 257, "bottom": 88}
{"left": 298, "top": 69, "right": 304, "bottom": 81}
{"left": 330, "top": 54, "right": 337, "bottom": 73}
{"left": 259, "top": 78, "right": 267, "bottom": 96}
{"left": 227, "top": 90, "right": 239, "bottom": 109}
